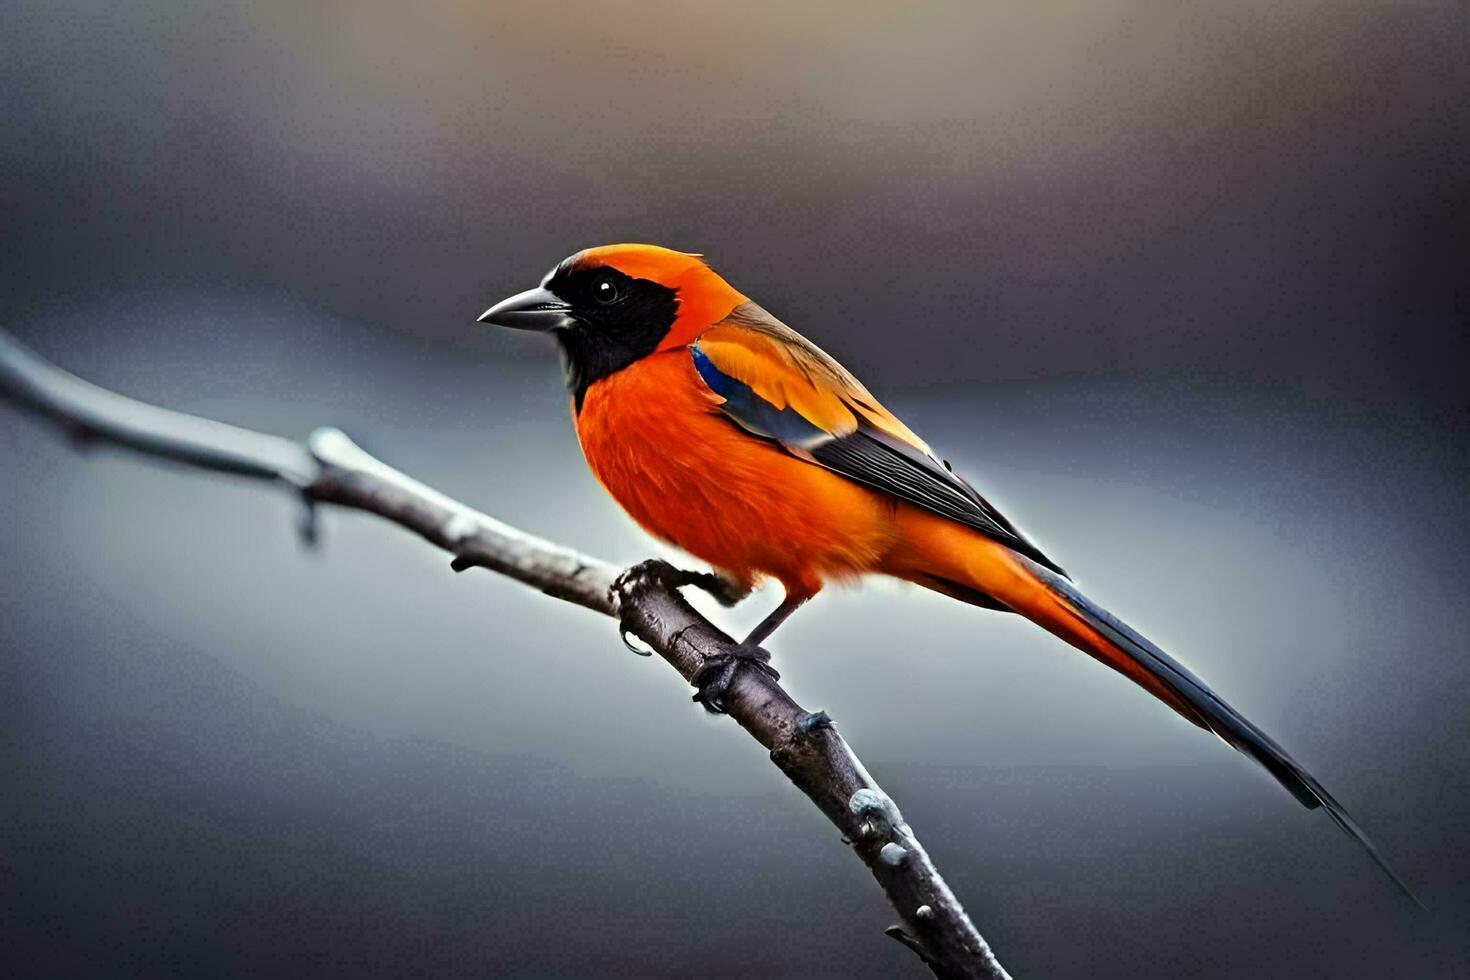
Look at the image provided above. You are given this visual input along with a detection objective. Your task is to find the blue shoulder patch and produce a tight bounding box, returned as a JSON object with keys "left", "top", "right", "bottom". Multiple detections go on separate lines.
{"left": 690, "top": 343, "right": 829, "bottom": 447}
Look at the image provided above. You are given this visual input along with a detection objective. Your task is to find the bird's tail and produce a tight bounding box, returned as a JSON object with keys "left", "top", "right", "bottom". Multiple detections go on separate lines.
{"left": 879, "top": 505, "right": 1420, "bottom": 905}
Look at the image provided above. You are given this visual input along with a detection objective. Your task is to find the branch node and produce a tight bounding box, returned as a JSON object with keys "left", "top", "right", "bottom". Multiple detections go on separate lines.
{"left": 449, "top": 554, "right": 475, "bottom": 573}
{"left": 796, "top": 710, "right": 832, "bottom": 733}
{"left": 849, "top": 787, "right": 904, "bottom": 841}
{"left": 879, "top": 842, "right": 909, "bottom": 868}
{"left": 306, "top": 425, "right": 353, "bottom": 464}
{"left": 915, "top": 904, "right": 935, "bottom": 921}
{"left": 441, "top": 512, "right": 478, "bottom": 545}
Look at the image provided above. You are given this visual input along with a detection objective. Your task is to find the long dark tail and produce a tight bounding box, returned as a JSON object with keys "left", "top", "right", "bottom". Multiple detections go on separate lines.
{"left": 1028, "top": 559, "right": 1422, "bottom": 907}
{"left": 880, "top": 506, "right": 1420, "bottom": 905}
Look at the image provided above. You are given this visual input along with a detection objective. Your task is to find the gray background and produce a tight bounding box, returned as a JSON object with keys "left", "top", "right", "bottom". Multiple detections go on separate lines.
{"left": 2, "top": 2, "right": 1467, "bottom": 977}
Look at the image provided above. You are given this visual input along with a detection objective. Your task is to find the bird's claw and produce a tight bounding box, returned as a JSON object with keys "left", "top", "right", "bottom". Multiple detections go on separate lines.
{"left": 691, "top": 642, "right": 779, "bottom": 714}
{"left": 680, "top": 569, "right": 751, "bottom": 607}
{"left": 611, "top": 558, "right": 749, "bottom": 611}
{"left": 612, "top": 559, "right": 774, "bottom": 705}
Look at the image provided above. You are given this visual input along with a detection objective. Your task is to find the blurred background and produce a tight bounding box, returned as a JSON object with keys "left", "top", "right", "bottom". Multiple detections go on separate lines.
{"left": 2, "top": 2, "right": 1467, "bottom": 976}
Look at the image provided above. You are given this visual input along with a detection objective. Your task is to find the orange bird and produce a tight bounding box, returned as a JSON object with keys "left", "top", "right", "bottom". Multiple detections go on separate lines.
{"left": 480, "top": 243, "right": 1413, "bottom": 899}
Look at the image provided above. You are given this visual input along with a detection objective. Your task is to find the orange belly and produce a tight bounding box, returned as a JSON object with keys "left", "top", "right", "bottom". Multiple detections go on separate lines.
{"left": 574, "top": 350, "right": 896, "bottom": 597}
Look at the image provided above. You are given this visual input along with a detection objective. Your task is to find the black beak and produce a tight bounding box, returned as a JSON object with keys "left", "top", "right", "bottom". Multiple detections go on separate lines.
{"left": 477, "top": 286, "right": 576, "bottom": 332}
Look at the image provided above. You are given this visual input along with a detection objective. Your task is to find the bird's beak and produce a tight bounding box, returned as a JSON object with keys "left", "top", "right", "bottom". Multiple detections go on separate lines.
{"left": 477, "top": 286, "right": 576, "bottom": 332}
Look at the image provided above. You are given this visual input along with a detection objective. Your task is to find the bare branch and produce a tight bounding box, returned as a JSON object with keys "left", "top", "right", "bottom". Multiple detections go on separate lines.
{"left": 0, "top": 328, "right": 1010, "bottom": 980}
{"left": 0, "top": 331, "right": 319, "bottom": 484}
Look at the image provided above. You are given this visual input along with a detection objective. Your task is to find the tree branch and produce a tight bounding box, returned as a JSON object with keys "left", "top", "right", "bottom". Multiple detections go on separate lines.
{"left": 0, "top": 329, "right": 1009, "bottom": 979}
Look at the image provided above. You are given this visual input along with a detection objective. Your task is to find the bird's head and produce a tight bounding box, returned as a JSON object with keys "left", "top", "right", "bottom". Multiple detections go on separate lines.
{"left": 479, "top": 243, "right": 746, "bottom": 399}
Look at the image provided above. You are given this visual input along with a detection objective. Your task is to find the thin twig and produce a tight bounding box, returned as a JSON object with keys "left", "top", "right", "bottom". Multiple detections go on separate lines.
{"left": 0, "top": 329, "right": 1010, "bottom": 979}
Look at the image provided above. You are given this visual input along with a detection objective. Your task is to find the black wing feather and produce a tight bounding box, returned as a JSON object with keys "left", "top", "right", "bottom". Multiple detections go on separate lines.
{"left": 690, "top": 340, "right": 1066, "bottom": 576}
{"left": 808, "top": 423, "right": 1067, "bottom": 576}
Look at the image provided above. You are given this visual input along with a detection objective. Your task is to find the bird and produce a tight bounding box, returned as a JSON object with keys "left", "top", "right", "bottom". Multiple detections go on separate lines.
{"left": 479, "top": 242, "right": 1416, "bottom": 902}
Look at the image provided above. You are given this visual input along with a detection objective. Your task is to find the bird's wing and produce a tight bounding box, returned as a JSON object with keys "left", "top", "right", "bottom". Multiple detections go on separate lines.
{"left": 691, "top": 303, "right": 1065, "bottom": 575}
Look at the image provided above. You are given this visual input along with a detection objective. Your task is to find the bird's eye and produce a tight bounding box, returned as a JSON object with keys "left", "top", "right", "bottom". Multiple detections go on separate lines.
{"left": 593, "top": 277, "right": 623, "bottom": 305}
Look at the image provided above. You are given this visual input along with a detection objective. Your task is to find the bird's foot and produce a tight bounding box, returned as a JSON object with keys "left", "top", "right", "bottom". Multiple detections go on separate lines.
{"left": 691, "top": 642, "right": 780, "bottom": 714}
{"left": 612, "top": 558, "right": 750, "bottom": 609}
{"left": 677, "top": 569, "right": 751, "bottom": 607}
{"left": 611, "top": 558, "right": 755, "bottom": 658}
{"left": 611, "top": 559, "right": 776, "bottom": 710}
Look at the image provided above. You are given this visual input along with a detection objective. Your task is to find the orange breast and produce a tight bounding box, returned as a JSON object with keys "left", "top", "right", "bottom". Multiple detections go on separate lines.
{"left": 574, "top": 350, "right": 896, "bottom": 596}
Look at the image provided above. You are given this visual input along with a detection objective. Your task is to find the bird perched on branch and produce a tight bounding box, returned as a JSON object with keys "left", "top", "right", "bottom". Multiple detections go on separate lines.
{"left": 479, "top": 243, "right": 1414, "bottom": 900}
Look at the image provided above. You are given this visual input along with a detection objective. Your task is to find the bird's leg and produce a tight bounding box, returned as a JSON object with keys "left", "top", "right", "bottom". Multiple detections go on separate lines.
{"left": 612, "top": 559, "right": 801, "bottom": 713}
{"left": 690, "top": 592, "right": 809, "bottom": 714}
{"left": 742, "top": 592, "right": 809, "bottom": 647}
